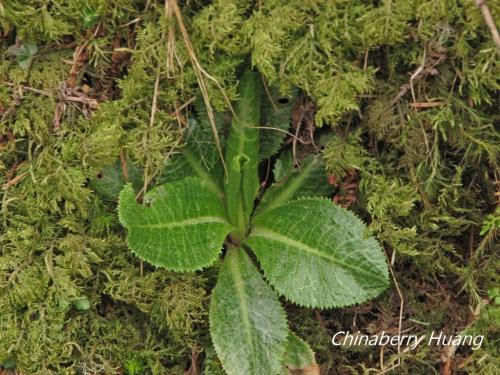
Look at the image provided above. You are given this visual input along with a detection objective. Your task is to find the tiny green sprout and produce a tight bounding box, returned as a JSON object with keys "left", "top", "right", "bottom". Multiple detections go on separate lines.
{"left": 7, "top": 43, "right": 38, "bottom": 69}
{"left": 117, "top": 68, "right": 389, "bottom": 375}
{"left": 124, "top": 355, "right": 145, "bottom": 375}
{"left": 1, "top": 357, "right": 17, "bottom": 370}
{"left": 488, "top": 287, "right": 500, "bottom": 305}
{"left": 72, "top": 296, "right": 91, "bottom": 311}
{"left": 480, "top": 207, "right": 500, "bottom": 236}
{"left": 81, "top": 6, "right": 100, "bottom": 28}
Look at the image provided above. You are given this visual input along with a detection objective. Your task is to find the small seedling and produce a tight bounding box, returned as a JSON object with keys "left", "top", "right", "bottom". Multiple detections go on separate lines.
{"left": 124, "top": 355, "right": 145, "bottom": 375}
{"left": 7, "top": 42, "right": 38, "bottom": 69}
{"left": 118, "top": 68, "right": 389, "bottom": 375}
{"left": 81, "top": 6, "right": 101, "bottom": 28}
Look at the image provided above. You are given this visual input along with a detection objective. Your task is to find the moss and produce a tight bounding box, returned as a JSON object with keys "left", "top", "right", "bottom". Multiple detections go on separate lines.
{"left": 1, "top": 0, "right": 499, "bottom": 373}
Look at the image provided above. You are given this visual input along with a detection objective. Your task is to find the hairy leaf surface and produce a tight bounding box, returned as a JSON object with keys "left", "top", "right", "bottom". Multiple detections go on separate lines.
{"left": 225, "top": 154, "right": 253, "bottom": 237}
{"left": 246, "top": 198, "right": 389, "bottom": 308}
{"left": 224, "top": 68, "right": 262, "bottom": 224}
{"left": 256, "top": 154, "right": 333, "bottom": 215}
{"left": 281, "top": 332, "right": 318, "bottom": 375}
{"left": 159, "top": 99, "right": 225, "bottom": 195}
{"left": 118, "top": 177, "right": 232, "bottom": 271}
{"left": 89, "top": 158, "right": 142, "bottom": 200}
{"left": 210, "top": 247, "right": 288, "bottom": 375}
{"left": 259, "top": 88, "right": 297, "bottom": 160}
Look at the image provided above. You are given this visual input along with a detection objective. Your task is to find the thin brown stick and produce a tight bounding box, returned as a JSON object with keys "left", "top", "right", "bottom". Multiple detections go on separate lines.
{"left": 292, "top": 110, "right": 305, "bottom": 167}
{"left": 169, "top": 96, "right": 196, "bottom": 116}
{"left": 119, "top": 16, "right": 143, "bottom": 27}
{"left": 1, "top": 89, "right": 21, "bottom": 123}
{"left": 165, "top": 0, "right": 179, "bottom": 77}
{"left": 67, "top": 45, "right": 88, "bottom": 89}
{"left": 53, "top": 23, "right": 102, "bottom": 132}
{"left": 2, "top": 172, "right": 29, "bottom": 190}
{"left": 4, "top": 82, "right": 53, "bottom": 97}
{"left": 120, "top": 149, "right": 129, "bottom": 182}
{"left": 138, "top": 65, "right": 161, "bottom": 200}
{"left": 410, "top": 47, "right": 426, "bottom": 103}
{"left": 409, "top": 101, "right": 446, "bottom": 109}
{"left": 169, "top": 0, "right": 232, "bottom": 179}
{"left": 387, "top": 253, "right": 404, "bottom": 370}
{"left": 66, "top": 23, "right": 102, "bottom": 89}
{"left": 476, "top": 0, "right": 500, "bottom": 55}
{"left": 261, "top": 75, "right": 278, "bottom": 110}
{"left": 250, "top": 126, "right": 307, "bottom": 145}
{"left": 379, "top": 346, "right": 385, "bottom": 372}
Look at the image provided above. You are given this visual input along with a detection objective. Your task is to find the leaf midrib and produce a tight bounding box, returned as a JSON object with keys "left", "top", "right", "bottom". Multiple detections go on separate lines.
{"left": 134, "top": 216, "right": 228, "bottom": 229}
{"left": 184, "top": 149, "right": 223, "bottom": 196}
{"left": 228, "top": 250, "right": 254, "bottom": 371}
{"left": 249, "top": 227, "right": 387, "bottom": 283}
{"left": 259, "top": 156, "right": 319, "bottom": 214}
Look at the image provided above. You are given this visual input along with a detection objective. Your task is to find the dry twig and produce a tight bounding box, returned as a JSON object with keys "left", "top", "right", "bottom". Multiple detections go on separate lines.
{"left": 409, "top": 101, "right": 446, "bottom": 109}
{"left": 475, "top": 0, "right": 500, "bottom": 55}
{"left": 53, "top": 23, "right": 102, "bottom": 131}
{"left": 169, "top": 0, "right": 232, "bottom": 179}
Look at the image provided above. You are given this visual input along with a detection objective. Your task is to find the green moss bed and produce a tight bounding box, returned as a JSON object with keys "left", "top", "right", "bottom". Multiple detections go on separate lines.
{"left": 0, "top": 1, "right": 499, "bottom": 374}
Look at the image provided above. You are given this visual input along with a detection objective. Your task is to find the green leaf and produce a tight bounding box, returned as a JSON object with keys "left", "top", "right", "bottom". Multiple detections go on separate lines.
{"left": 124, "top": 355, "right": 145, "bottom": 375}
{"left": 210, "top": 247, "right": 288, "bottom": 375}
{"left": 159, "top": 98, "right": 225, "bottom": 196}
{"left": 246, "top": 198, "right": 389, "bottom": 308}
{"left": 1, "top": 357, "right": 16, "bottom": 369}
{"left": 225, "top": 154, "right": 251, "bottom": 237}
{"left": 57, "top": 297, "right": 71, "bottom": 310}
{"left": 118, "top": 177, "right": 233, "bottom": 271}
{"left": 82, "top": 6, "right": 100, "bottom": 28}
{"left": 256, "top": 154, "right": 334, "bottom": 215}
{"left": 281, "top": 332, "right": 318, "bottom": 375}
{"left": 72, "top": 296, "right": 91, "bottom": 311}
{"left": 259, "top": 88, "right": 297, "bottom": 160}
{"left": 89, "top": 158, "right": 142, "bottom": 200}
{"left": 224, "top": 68, "right": 262, "bottom": 224}
{"left": 8, "top": 42, "right": 38, "bottom": 69}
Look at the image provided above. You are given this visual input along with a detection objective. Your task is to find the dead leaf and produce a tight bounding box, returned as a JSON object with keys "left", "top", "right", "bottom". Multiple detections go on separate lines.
{"left": 287, "top": 363, "right": 320, "bottom": 375}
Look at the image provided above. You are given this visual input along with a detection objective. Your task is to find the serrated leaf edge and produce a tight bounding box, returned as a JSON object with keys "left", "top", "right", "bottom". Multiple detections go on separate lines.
{"left": 248, "top": 197, "right": 390, "bottom": 309}
{"left": 209, "top": 248, "right": 289, "bottom": 375}
{"left": 117, "top": 183, "right": 230, "bottom": 272}
{"left": 256, "top": 156, "right": 324, "bottom": 215}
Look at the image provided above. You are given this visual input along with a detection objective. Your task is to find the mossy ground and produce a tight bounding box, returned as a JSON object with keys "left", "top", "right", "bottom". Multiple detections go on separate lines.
{"left": 1, "top": 1, "right": 499, "bottom": 374}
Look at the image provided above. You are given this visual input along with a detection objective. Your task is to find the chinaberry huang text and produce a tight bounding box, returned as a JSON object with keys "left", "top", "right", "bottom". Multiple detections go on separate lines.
{"left": 332, "top": 331, "right": 484, "bottom": 351}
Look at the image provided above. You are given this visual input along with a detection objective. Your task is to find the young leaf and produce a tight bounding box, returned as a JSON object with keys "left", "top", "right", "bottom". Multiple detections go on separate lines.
{"left": 210, "top": 247, "right": 288, "bottom": 375}
{"left": 81, "top": 6, "right": 101, "bottom": 28}
{"left": 281, "top": 332, "right": 319, "bottom": 375}
{"left": 118, "top": 177, "right": 233, "bottom": 271}
{"left": 256, "top": 154, "right": 334, "bottom": 215}
{"left": 159, "top": 98, "right": 225, "bottom": 196}
{"left": 89, "top": 158, "right": 142, "bottom": 200}
{"left": 224, "top": 68, "right": 262, "bottom": 224}
{"left": 72, "top": 296, "right": 91, "bottom": 311}
{"left": 246, "top": 198, "right": 389, "bottom": 308}
{"left": 259, "top": 88, "right": 297, "bottom": 160}
{"left": 8, "top": 42, "right": 38, "bottom": 69}
{"left": 225, "top": 154, "right": 251, "bottom": 237}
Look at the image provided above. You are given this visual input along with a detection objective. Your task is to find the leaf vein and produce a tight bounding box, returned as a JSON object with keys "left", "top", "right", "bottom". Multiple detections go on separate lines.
{"left": 134, "top": 216, "right": 228, "bottom": 229}
{"left": 250, "top": 227, "right": 386, "bottom": 282}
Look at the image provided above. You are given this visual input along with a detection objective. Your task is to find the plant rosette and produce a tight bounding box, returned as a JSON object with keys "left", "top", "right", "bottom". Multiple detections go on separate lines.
{"left": 118, "top": 68, "right": 389, "bottom": 375}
